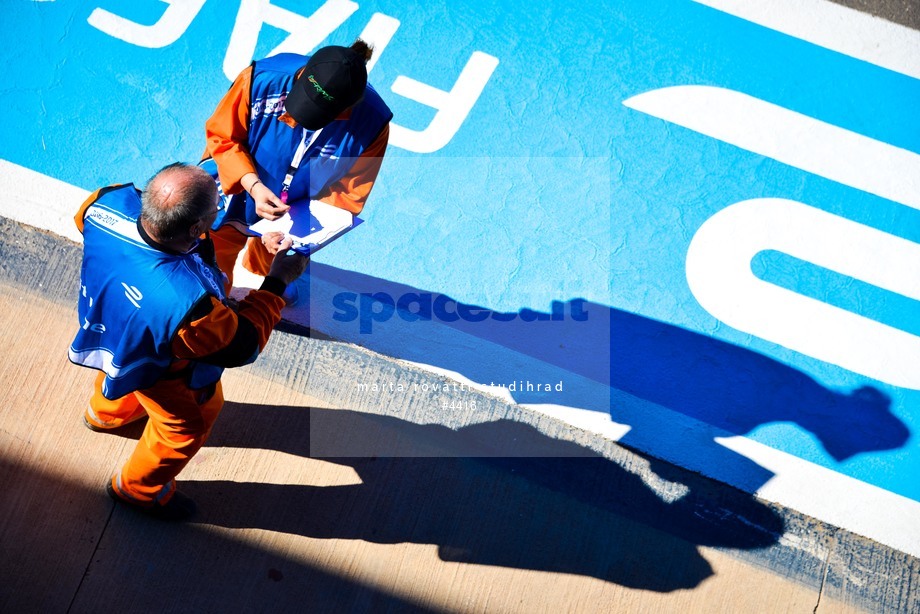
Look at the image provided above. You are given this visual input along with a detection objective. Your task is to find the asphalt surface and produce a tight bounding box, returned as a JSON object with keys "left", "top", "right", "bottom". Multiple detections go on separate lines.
{"left": 829, "top": 0, "right": 919, "bottom": 29}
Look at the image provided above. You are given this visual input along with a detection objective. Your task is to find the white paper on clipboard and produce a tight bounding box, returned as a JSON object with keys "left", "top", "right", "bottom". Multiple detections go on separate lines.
{"left": 249, "top": 199, "right": 358, "bottom": 255}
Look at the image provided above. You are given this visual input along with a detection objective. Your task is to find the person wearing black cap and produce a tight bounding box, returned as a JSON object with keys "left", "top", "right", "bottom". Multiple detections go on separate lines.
{"left": 202, "top": 39, "right": 393, "bottom": 291}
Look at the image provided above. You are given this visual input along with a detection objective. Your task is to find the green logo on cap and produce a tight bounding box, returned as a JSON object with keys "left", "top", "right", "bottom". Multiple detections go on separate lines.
{"left": 307, "top": 75, "right": 335, "bottom": 101}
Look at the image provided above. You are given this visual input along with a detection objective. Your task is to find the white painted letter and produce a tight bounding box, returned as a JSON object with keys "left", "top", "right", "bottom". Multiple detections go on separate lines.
{"left": 87, "top": 0, "right": 206, "bottom": 48}
{"left": 686, "top": 198, "right": 920, "bottom": 389}
{"left": 389, "top": 51, "right": 499, "bottom": 153}
{"left": 623, "top": 85, "right": 920, "bottom": 211}
{"left": 223, "top": 0, "right": 358, "bottom": 80}
{"left": 357, "top": 13, "right": 400, "bottom": 74}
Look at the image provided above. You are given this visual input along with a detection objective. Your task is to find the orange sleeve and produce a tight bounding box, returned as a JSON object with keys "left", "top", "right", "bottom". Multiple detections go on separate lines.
{"left": 235, "top": 287, "right": 286, "bottom": 349}
{"left": 204, "top": 65, "right": 257, "bottom": 195}
{"left": 317, "top": 123, "right": 390, "bottom": 214}
{"left": 171, "top": 289, "right": 284, "bottom": 362}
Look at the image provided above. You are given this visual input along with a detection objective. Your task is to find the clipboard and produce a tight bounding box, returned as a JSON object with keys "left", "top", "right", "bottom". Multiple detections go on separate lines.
{"left": 249, "top": 199, "right": 363, "bottom": 256}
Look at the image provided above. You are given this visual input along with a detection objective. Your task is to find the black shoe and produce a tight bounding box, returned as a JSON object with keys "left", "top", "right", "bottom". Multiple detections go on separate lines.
{"left": 106, "top": 481, "right": 197, "bottom": 521}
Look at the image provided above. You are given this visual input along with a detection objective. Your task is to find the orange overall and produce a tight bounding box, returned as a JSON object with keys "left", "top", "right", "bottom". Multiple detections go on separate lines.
{"left": 204, "top": 63, "right": 389, "bottom": 290}
{"left": 77, "top": 195, "right": 286, "bottom": 506}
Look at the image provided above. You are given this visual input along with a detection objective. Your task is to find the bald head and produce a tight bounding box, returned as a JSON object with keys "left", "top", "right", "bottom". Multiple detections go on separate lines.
{"left": 140, "top": 163, "right": 218, "bottom": 243}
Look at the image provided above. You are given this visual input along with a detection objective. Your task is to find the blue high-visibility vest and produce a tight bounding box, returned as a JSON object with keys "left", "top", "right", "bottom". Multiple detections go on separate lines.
{"left": 69, "top": 184, "right": 226, "bottom": 399}
{"left": 203, "top": 52, "right": 393, "bottom": 231}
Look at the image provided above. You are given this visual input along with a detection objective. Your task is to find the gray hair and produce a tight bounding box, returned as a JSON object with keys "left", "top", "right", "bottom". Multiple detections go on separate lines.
{"left": 140, "top": 163, "right": 217, "bottom": 241}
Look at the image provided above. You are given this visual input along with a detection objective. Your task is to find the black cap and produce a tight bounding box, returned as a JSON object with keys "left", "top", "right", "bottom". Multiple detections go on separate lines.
{"left": 285, "top": 46, "right": 368, "bottom": 130}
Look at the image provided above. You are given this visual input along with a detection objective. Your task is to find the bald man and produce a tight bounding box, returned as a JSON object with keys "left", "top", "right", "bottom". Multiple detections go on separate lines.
{"left": 70, "top": 163, "right": 307, "bottom": 520}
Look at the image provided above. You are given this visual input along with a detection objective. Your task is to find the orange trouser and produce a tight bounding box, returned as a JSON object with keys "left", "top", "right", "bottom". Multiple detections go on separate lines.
{"left": 88, "top": 371, "right": 224, "bottom": 505}
{"left": 212, "top": 225, "right": 274, "bottom": 293}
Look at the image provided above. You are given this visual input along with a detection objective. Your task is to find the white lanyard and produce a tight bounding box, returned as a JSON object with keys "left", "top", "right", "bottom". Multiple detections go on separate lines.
{"left": 280, "top": 127, "right": 322, "bottom": 204}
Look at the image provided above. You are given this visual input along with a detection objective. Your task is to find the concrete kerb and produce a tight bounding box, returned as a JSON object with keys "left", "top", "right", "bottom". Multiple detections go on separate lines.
{"left": 3, "top": 216, "right": 918, "bottom": 613}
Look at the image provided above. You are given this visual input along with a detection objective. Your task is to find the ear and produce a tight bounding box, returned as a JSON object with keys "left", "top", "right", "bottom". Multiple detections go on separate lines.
{"left": 185, "top": 222, "right": 200, "bottom": 242}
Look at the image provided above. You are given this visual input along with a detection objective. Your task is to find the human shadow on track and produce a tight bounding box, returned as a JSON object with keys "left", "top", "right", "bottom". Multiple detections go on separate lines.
{"left": 186, "top": 403, "right": 786, "bottom": 592}
{"left": 614, "top": 309, "right": 908, "bottom": 461}
{"left": 613, "top": 309, "right": 908, "bottom": 490}
{"left": 281, "top": 263, "right": 908, "bottom": 496}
